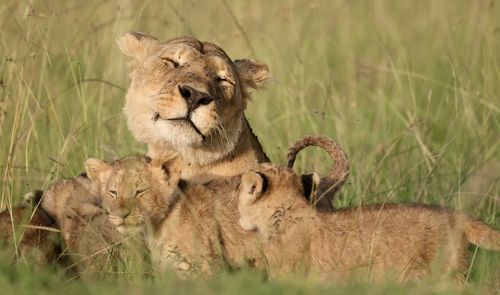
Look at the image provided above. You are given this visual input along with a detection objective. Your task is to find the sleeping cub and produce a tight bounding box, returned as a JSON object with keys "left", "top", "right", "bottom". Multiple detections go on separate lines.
{"left": 85, "top": 153, "right": 257, "bottom": 275}
{"left": 39, "top": 173, "right": 128, "bottom": 278}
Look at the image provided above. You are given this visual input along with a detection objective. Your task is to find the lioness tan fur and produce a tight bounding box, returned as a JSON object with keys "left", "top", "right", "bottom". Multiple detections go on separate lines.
{"left": 237, "top": 166, "right": 500, "bottom": 281}
{"left": 0, "top": 193, "right": 59, "bottom": 266}
{"left": 118, "top": 33, "right": 270, "bottom": 181}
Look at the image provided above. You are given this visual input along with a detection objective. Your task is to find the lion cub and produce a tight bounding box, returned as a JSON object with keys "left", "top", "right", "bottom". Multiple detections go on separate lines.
{"left": 85, "top": 154, "right": 255, "bottom": 275}
{"left": 39, "top": 173, "right": 126, "bottom": 278}
{"left": 237, "top": 166, "right": 500, "bottom": 281}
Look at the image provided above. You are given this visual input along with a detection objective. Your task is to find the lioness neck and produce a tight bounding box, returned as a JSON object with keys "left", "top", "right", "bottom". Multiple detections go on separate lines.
{"left": 149, "top": 117, "right": 269, "bottom": 182}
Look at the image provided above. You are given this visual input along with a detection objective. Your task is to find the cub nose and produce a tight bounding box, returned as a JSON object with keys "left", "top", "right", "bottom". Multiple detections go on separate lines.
{"left": 178, "top": 85, "right": 213, "bottom": 111}
{"left": 118, "top": 209, "right": 131, "bottom": 219}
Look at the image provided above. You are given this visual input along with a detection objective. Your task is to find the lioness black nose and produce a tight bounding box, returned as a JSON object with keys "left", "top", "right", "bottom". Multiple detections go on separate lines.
{"left": 179, "top": 85, "right": 213, "bottom": 110}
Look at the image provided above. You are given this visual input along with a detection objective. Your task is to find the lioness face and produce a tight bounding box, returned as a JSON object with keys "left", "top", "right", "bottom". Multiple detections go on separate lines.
{"left": 85, "top": 154, "right": 181, "bottom": 235}
{"left": 119, "top": 33, "right": 269, "bottom": 151}
{"left": 237, "top": 164, "right": 319, "bottom": 236}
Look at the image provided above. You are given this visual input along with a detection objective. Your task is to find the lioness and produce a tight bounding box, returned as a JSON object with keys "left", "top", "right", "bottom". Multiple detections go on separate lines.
{"left": 84, "top": 137, "right": 348, "bottom": 275}
{"left": 119, "top": 32, "right": 270, "bottom": 182}
{"left": 237, "top": 167, "right": 500, "bottom": 281}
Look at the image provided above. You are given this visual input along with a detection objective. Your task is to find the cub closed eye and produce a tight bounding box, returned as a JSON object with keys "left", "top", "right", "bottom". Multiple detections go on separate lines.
{"left": 108, "top": 190, "right": 118, "bottom": 198}
{"left": 161, "top": 57, "right": 180, "bottom": 68}
{"left": 135, "top": 188, "right": 150, "bottom": 198}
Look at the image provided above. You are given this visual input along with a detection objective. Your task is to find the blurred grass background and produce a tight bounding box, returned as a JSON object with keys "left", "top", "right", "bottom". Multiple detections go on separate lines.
{"left": 0, "top": 0, "right": 499, "bottom": 293}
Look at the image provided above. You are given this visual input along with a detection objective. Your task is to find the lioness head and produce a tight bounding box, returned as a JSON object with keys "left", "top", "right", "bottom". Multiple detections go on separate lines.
{"left": 237, "top": 163, "right": 320, "bottom": 236}
{"left": 118, "top": 33, "right": 270, "bottom": 162}
{"left": 85, "top": 153, "right": 182, "bottom": 235}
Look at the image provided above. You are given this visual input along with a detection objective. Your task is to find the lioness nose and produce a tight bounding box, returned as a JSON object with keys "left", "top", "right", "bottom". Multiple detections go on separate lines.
{"left": 179, "top": 85, "right": 213, "bottom": 111}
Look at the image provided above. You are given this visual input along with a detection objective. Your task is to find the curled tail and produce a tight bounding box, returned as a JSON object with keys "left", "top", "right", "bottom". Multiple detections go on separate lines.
{"left": 286, "top": 136, "right": 349, "bottom": 212}
{"left": 460, "top": 215, "right": 500, "bottom": 251}
{"left": 287, "top": 135, "right": 349, "bottom": 197}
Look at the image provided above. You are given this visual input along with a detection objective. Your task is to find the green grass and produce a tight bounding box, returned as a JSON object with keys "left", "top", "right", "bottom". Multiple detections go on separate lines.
{"left": 1, "top": 0, "right": 499, "bottom": 293}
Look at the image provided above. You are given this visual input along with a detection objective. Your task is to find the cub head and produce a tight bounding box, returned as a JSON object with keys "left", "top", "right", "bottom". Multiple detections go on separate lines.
{"left": 85, "top": 153, "right": 182, "bottom": 235}
{"left": 118, "top": 32, "right": 270, "bottom": 160}
{"left": 237, "top": 163, "right": 320, "bottom": 237}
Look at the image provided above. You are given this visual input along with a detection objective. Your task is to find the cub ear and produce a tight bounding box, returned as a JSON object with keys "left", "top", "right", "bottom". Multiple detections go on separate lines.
{"left": 150, "top": 151, "right": 183, "bottom": 186}
{"left": 234, "top": 59, "right": 270, "bottom": 90}
{"left": 117, "top": 32, "right": 160, "bottom": 62}
{"left": 85, "top": 158, "right": 112, "bottom": 183}
{"left": 239, "top": 171, "right": 268, "bottom": 205}
{"left": 301, "top": 172, "right": 320, "bottom": 202}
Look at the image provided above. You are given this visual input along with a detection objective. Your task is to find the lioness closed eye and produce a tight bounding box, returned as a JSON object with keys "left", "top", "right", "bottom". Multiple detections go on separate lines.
{"left": 237, "top": 167, "right": 500, "bottom": 281}
{"left": 118, "top": 33, "right": 270, "bottom": 181}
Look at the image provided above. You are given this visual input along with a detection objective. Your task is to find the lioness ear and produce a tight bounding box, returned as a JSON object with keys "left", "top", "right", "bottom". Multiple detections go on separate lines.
{"left": 117, "top": 32, "right": 160, "bottom": 62}
{"left": 234, "top": 59, "right": 270, "bottom": 90}
{"left": 85, "top": 158, "right": 112, "bottom": 183}
{"left": 239, "top": 172, "right": 267, "bottom": 205}
{"left": 301, "top": 172, "right": 320, "bottom": 202}
{"left": 151, "top": 151, "right": 183, "bottom": 185}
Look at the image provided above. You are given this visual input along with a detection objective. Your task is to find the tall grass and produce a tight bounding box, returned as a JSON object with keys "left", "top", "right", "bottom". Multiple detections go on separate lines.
{"left": 0, "top": 0, "right": 499, "bottom": 293}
